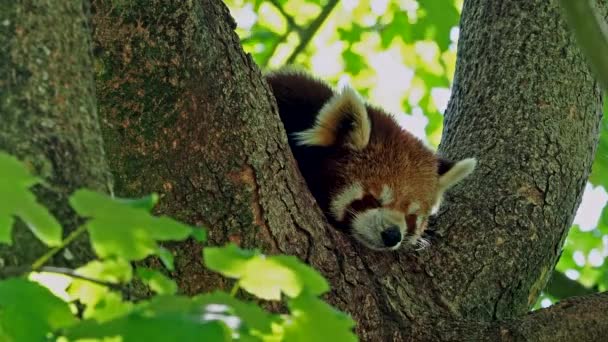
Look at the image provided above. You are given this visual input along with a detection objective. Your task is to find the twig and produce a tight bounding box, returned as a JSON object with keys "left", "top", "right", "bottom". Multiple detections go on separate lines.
{"left": 259, "top": 0, "right": 300, "bottom": 67}
{"left": 261, "top": 31, "right": 291, "bottom": 67}
{"left": 39, "top": 266, "right": 122, "bottom": 290}
{"left": 560, "top": 0, "right": 608, "bottom": 89}
{"left": 31, "top": 225, "right": 88, "bottom": 270}
{"left": 230, "top": 280, "right": 241, "bottom": 297}
{"left": 268, "top": 0, "right": 299, "bottom": 32}
{"left": 0, "top": 265, "right": 121, "bottom": 291}
{"left": 285, "top": 0, "right": 340, "bottom": 65}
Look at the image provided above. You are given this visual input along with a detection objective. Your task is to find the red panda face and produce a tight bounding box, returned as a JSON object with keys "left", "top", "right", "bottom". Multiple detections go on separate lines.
{"left": 267, "top": 70, "right": 476, "bottom": 251}
{"left": 293, "top": 83, "right": 476, "bottom": 251}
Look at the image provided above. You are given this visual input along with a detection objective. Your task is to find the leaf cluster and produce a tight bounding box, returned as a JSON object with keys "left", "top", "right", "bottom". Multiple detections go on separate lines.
{"left": 0, "top": 152, "right": 357, "bottom": 342}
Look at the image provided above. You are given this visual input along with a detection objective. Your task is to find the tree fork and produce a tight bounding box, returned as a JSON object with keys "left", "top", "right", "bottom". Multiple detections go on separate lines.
{"left": 89, "top": 0, "right": 606, "bottom": 340}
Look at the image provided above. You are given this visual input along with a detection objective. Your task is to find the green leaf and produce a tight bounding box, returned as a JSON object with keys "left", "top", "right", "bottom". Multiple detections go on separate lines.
{"left": 64, "top": 310, "right": 230, "bottom": 342}
{"left": 66, "top": 294, "right": 276, "bottom": 341}
{"left": 380, "top": 10, "right": 412, "bottom": 48}
{"left": 85, "top": 292, "right": 134, "bottom": 323}
{"left": 599, "top": 263, "right": 608, "bottom": 291}
{"left": 282, "top": 293, "right": 357, "bottom": 342}
{"left": 0, "top": 278, "right": 75, "bottom": 341}
{"left": 204, "top": 244, "right": 329, "bottom": 300}
{"left": 0, "top": 215, "right": 13, "bottom": 244}
{"left": 157, "top": 247, "right": 175, "bottom": 270}
{"left": 194, "top": 291, "right": 277, "bottom": 334}
{"left": 270, "top": 255, "right": 330, "bottom": 297}
{"left": 116, "top": 193, "right": 159, "bottom": 211}
{"left": 0, "top": 152, "right": 62, "bottom": 246}
{"left": 68, "top": 258, "right": 133, "bottom": 318}
{"left": 599, "top": 205, "right": 608, "bottom": 234}
{"left": 191, "top": 227, "right": 207, "bottom": 242}
{"left": 76, "top": 258, "right": 133, "bottom": 284}
{"left": 556, "top": 247, "right": 576, "bottom": 271}
{"left": 343, "top": 50, "right": 368, "bottom": 75}
{"left": 589, "top": 119, "right": 608, "bottom": 188}
{"left": 70, "top": 190, "right": 195, "bottom": 260}
{"left": 204, "top": 243, "right": 258, "bottom": 278}
{"left": 337, "top": 24, "right": 367, "bottom": 44}
{"left": 136, "top": 294, "right": 274, "bottom": 338}
{"left": 136, "top": 268, "right": 178, "bottom": 295}
{"left": 414, "top": 0, "right": 460, "bottom": 51}
{"left": 565, "top": 226, "right": 603, "bottom": 254}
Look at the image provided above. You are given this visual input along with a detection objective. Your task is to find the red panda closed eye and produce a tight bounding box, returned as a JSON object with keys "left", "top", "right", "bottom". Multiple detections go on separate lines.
{"left": 266, "top": 69, "right": 476, "bottom": 251}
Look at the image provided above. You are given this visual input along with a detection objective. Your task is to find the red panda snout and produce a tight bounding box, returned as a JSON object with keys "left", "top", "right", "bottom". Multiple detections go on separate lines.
{"left": 351, "top": 207, "right": 407, "bottom": 250}
{"left": 329, "top": 182, "right": 430, "bottom": 251}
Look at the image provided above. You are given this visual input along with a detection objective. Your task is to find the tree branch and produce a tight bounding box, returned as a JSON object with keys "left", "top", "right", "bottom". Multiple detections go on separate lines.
{"left": 285, "top": 0, "right": 339, "bottom": 65}
{"left": 510, "top": 292, "right": 608, "bottom": 341}
{"left": 410, "top": 292, "right": 608, "bottom": 342}
{"left": 268, "top": 0, "right": 298, "bottom": 32}
{"left": 560, "top": 0, "right": 608, "bottom": 89}
{"left": 31, "top": 225, "right": 88, "bottom": 270}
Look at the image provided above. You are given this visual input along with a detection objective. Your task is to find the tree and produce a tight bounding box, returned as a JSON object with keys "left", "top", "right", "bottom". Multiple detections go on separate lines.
{"left": 1, "top": 0, "right": 607, "bottom": 340}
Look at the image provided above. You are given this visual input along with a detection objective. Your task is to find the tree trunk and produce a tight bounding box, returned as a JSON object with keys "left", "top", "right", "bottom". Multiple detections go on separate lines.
{"left": 89, "top": 0, "right": 605, "bottom": 340}
{"left": 0, "top": 0, "right": 112, "bottom": 269}
{"left": 433, "top": 0, "right": 603, "bottom": 319}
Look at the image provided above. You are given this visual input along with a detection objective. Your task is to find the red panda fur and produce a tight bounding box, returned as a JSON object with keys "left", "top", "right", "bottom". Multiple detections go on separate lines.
{"left": 266, "top": 69, "right": 475, "bottom": 251}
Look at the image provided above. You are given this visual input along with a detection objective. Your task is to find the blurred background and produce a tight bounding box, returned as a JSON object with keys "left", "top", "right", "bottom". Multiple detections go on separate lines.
{"left": 224, "top": 0, "right": 608, "bottom": 308}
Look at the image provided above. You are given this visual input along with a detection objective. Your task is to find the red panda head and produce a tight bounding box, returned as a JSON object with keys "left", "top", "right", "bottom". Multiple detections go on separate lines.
{"left": 291, "top": 83, "right": 476, "bottom": 251}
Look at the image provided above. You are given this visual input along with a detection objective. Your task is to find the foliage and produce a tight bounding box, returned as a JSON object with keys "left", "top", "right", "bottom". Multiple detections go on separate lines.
{"left": 0, "top": 152, "right": 357, "bottom": 341}
{"left": 229, "top": 0, "right": 460, "bottom": 144}
{"left": 0, "top": 154, "right": 62, "bottom": 246}
{"left": 224, "top": 0, "right": 608, "bottom": 307}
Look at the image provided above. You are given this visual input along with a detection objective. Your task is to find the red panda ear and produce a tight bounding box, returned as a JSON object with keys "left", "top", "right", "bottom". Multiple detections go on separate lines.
{"left": 293, "top": 86, "right": 371, "bottom": 150}
{"left": 437, "top": 157, "right": 476, "bottom": 192}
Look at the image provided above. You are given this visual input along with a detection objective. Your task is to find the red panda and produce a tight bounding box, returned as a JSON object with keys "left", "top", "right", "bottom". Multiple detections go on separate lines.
{"left": 266, "top": 69, "right": 476, "bottom": 251}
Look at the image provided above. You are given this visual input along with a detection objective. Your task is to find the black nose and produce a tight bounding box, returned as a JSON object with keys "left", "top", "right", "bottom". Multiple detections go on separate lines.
{"left": 381, "top": 227, "right": 402, "bottom": 247}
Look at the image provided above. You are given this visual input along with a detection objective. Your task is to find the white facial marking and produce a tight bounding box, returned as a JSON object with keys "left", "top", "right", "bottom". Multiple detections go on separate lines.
{"left": 351, "top": 208, "right": 406, "bottom": 251}
{"left": 330, "top": 182, "right": 364, "bottom": 221}
{"left": 379, "top": 185, "right": 394, "bottom": 205}
{"left": 416, "top": 214, "right": 424, "bottom": 228}
{"left": 408, "top": 202, "right": 420, "bottom": 214}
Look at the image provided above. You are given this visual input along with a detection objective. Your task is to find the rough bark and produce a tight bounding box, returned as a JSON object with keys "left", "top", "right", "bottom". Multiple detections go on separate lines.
{"left": 90, "top": 0, "right": 329, "bottom": 297}
{"left": 90, "top": 0, "right": 605, "bottom": 341}
{"left": 0, "top": 0, "right": 112, "bottom": 269}
{"left": 434, "top": 0, "right": 603, "bottom": 319}
{"left": 406, "top": 292, "right": 608, "bottom": 342}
